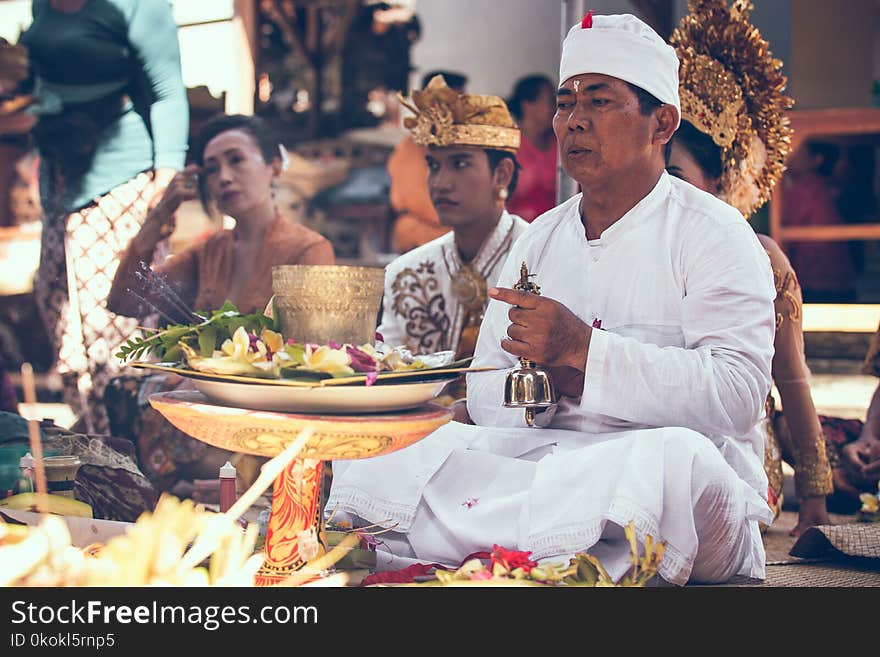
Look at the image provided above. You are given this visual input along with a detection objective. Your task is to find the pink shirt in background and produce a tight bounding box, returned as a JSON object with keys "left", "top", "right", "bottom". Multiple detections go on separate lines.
{"left": 783, "top": 172, "right": 856, "bottom": 298}
{"left": 507, "top": 134, "right": 557, "bottom": 222}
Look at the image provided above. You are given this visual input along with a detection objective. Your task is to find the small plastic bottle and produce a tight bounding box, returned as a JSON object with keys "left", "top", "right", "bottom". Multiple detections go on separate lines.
{"left": 13, "top": 452, "right": 35, "bottom": 495}
{"left": 219, "top": 461, "right": 237, "bottom": 513}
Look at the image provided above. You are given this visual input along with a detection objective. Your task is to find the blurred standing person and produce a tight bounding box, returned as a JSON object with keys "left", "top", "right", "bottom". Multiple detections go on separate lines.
{"left": 20, "top": 0, "right": 189, "bottom": 434}
{"left": 0, "top": 356, "right": 17, "bottom": 414}
{"left": 387, "top": 70, "right": 468, "bottom": 253}
{"left": 505, "top": 74, "right": 558, "bottom": 222}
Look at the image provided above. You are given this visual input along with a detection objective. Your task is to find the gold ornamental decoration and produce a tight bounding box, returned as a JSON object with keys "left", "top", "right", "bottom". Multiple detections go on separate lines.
{"left": 670, "top": 0, "right": 793, "bottom": 218}
{"left": 450, "top": 264, "right": 488, "bottom": 314}
{"left": 400, "top": 75, "right": 521, "bottom": 153}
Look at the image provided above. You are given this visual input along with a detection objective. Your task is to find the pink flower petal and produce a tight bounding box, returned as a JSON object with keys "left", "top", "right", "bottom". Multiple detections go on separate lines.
{"left": 469, "top": 569, "right": 493, "bottom": 580}
{"left": 348, "top": 345, "right": 379, "bottom": 373}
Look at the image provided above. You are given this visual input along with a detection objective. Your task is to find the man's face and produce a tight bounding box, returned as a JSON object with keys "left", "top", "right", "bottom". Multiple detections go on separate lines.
{"left": 426, "top": 146, "right": 497, "bottom": 228}
{"left": 553, "top": 73, "right": 657, "bottom": 187}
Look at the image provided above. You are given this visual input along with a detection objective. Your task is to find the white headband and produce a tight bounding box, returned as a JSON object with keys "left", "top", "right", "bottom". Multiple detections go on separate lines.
{"left": 560, "top": 13, "right": 680, "bottom": 129}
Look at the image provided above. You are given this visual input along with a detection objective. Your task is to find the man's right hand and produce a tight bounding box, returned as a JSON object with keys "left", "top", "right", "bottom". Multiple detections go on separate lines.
{"left": 489, "top": 286, "right": 591, "bottom": 372}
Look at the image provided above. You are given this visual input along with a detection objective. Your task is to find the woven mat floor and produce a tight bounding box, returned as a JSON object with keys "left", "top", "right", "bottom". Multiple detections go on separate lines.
{"left": 708, "top": 510, "right": 880, "bottom": 587}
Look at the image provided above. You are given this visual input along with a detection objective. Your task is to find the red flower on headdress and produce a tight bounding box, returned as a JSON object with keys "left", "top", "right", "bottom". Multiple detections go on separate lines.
{"left": 581, "top": 10, "right": 593, "bottom": 29}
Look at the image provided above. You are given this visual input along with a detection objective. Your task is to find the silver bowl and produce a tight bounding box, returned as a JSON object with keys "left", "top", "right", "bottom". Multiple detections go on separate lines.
{"left": 271, "top": 264, "right": 385, "bottom": 345}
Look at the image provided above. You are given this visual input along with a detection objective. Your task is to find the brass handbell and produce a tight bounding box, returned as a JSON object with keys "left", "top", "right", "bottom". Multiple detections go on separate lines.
{"left": 502, "top": 262, "right": 556, "bottom": 426}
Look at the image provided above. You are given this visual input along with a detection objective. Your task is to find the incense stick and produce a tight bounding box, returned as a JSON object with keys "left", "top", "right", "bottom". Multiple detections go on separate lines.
{"left": 135, "top": 261, "right": 200, "bottom": 322}
{"left": 126, "top": 286, "right": 178, "bottom": 326}
{"left": 133, "top": 265, "right": 192, "bottom": 321}
{"left": 19, "top": 363, "right": 48, "bottom": 514}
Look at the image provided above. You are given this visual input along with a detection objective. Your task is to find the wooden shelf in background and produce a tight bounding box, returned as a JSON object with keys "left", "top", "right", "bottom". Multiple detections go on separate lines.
{"left": 769, "top": 107, "right": 880, "bottom": 246}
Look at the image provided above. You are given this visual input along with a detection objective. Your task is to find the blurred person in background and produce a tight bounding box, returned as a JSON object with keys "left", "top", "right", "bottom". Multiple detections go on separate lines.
{"left": 781, "top": 141, "right": 857, "bottom": 303}
{"left": 107, "top": 113, "right": 334, "bottom": 496}
{"left": 822, "top": 326, "right": 880, "bottom": 512}
{"left": 20, "top": 0, "right": 189, "bottom": 434}
{"left": 505, "top": 74, "right": 558, "bottom": 222}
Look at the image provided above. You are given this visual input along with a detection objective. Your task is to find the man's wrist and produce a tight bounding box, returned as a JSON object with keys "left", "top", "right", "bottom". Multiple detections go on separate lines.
{"left": 566, "top": 325, "right": 591, "bottom": 371}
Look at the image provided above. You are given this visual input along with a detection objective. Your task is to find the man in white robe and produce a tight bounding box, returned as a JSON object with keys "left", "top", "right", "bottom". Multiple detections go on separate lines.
{"left": 328, "top": 13, "right": 776, "bottom": 585}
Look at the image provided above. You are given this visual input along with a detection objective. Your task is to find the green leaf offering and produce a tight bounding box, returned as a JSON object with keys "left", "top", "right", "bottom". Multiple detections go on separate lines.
{"left": 115, "top": 301, "right": 274, "bottom": 363}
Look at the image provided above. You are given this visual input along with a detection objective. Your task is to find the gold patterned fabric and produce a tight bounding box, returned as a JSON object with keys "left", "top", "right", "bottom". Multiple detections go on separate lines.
{"left": 380, "top": 211, "right": 526, "bottom": 357}
{"left": 379, "top": 212, "right": 527, "bottom": 403}
{"left": 763, "top": 395, "right": 784, "bottom": 524}
{"left": 670, "top": 0, "right": 793, "bottom": 217}
{"left": 793, "top": 441, "right": 834, "bottom": 500}
{"left": 772, "top": 267, "right": 800, "bottom": 330}
{"left": 400, "top": 76, "right": 520, "bottom": 153}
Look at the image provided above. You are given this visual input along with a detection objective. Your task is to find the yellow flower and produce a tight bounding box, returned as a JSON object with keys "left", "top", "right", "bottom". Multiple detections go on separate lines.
{"left": 380, "top": 349, "right": 428, "bottom": 372}
{"left": 357, "top": 343, "right": 379, "bottom": 358}
{"left": 303, "top": 345, "right": 354, "bottom": 376}
{"left": 261, "top": 328, "right": 283, "bottom": 354}
{"left": 220, "top": 326, "right": 251, "bottom": 360}
{"left": 859, "top": 492, "right": 879, "bottom": 514}
{"left": 185, "top": 327, "right": 280, "bottom": 376}
{"left": 218, "top": 326, "right": 282, "bottom": 365}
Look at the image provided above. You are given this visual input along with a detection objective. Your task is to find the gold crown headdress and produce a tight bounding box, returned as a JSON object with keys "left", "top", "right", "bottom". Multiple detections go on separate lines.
{"left": 670, "top": 0, "right": 793, "bottom": 217}
{"left": 400, "top": 75, "right": 520, "bottom": 153}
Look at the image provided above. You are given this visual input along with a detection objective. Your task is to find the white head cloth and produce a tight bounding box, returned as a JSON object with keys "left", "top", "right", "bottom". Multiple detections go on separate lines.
{"left": 559, "top": 13, "right": 681, "bottom": 128}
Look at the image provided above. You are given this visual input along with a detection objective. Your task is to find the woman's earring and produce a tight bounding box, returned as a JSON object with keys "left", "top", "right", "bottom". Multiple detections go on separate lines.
{"left": 498, "top": 187, "right": 509, "bottom": 201}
